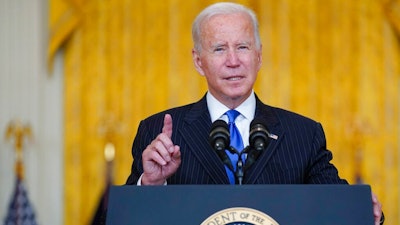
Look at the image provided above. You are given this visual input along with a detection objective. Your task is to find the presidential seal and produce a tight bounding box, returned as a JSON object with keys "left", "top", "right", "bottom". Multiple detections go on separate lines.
{"left": 200, "top": 207, "right": 279, "bottom": 225}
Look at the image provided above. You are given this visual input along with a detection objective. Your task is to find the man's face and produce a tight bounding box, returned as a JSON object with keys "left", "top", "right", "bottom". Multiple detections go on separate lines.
{"left": 192, "top": 12, "right": 262, "bottom": 108}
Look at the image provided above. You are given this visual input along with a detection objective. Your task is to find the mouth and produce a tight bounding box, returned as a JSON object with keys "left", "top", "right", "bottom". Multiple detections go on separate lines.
{"left": 225, "top": 76, "right": 243, "bottom": 81}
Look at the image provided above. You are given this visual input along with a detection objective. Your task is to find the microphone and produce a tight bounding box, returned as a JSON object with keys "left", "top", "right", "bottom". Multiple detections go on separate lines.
{"left": 249, "top": 118, "right": 270, "bottom": 150}
{"left": 246, "top": 118, "right": 270, "bottom": 169}
{"left": 209, "top": 120, "right": 233, "bottom": 171}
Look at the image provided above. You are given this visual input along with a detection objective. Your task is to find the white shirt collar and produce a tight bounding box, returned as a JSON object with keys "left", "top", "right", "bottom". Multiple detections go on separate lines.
{"left": 206, "top": 91, "right": 256, "bottom": 122}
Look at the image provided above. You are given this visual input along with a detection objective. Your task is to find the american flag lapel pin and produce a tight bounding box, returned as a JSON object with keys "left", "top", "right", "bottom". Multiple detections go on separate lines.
{"left": 268, "top": 133, "right": 278, "bottom": 140}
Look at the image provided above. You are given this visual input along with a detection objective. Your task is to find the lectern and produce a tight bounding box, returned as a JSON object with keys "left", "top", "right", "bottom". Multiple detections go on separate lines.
{"left": 106, "top": 185, "right": 373, "bottom": 225}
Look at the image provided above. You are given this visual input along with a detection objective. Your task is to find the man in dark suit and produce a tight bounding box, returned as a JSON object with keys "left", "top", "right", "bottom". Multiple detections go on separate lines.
{"left": 126, "top": 2, "right": 383, "bottom": 224}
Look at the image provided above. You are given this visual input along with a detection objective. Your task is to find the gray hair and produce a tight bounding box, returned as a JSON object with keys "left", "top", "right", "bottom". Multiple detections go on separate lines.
{"left": 192, "top": 2, "right": 261, "bottom": 52}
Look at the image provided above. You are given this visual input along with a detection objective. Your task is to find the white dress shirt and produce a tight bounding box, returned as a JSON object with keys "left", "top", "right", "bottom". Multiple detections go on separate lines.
{"left": 206, "top": 91, "right": 256, "bottom": 147}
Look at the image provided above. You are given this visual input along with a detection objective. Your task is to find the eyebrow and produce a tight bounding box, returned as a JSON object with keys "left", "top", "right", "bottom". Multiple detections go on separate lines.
{"left": 210, "top": 41, "right": 252, "bottom": 48}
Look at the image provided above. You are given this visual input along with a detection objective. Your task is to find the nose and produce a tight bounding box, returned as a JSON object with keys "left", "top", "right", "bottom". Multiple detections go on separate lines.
{"left": 226, "top": 50, "right": 240, "bottom": 67}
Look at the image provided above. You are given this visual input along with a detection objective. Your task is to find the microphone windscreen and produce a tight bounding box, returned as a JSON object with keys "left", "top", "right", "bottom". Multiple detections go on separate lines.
{"left": 249, "top": 118, "right": 269, "bottom": 150}
{"left": 209, "top": 120, "right": 230, "bottom": 150}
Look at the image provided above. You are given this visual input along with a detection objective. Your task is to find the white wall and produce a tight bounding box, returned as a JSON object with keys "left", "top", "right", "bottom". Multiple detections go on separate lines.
{"left": 0, "top": 0, "right": 63, "bottom": 224}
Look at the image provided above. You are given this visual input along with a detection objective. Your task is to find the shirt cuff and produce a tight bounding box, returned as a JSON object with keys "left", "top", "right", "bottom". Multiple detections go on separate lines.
{"left": 137, "top": 174, "right": 167, "bottom": 185}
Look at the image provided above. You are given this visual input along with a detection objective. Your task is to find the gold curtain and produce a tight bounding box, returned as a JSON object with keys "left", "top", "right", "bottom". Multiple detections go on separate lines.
{"left": 49, "top": 0, "right": 400, "bottom": 224}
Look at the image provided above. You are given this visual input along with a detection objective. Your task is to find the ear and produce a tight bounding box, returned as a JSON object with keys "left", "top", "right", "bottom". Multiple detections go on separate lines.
{"left": 192, "top": 48, "right": 205, "bottom": 76}
{"left": 256, "top": 45, "right": 262, "bottom": 71}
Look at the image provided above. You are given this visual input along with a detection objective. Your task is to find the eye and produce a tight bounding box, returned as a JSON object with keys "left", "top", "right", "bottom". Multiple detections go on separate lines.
{"left": 213, "top": 46, "right": 225, "bottom": 53}
{"left": 238, "top": 45, "right": 250, "bottom": 51}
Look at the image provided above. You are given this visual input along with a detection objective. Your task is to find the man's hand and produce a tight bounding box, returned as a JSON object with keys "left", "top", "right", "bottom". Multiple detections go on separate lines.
{"left": 372, "top": 192, "right": 384, "bottom": 225}
{"left": 141, "top": 114, "right": 181, "bottom": 185}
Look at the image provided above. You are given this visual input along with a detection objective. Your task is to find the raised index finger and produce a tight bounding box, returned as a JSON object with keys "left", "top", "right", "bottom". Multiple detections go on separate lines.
{"left": 162, "top": 114, "right": 173, "bottom": 138}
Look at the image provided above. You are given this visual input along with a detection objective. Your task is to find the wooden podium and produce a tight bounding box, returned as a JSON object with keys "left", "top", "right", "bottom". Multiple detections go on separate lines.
{"left": 106, "top": 185, "right": 373, "bottom": 225}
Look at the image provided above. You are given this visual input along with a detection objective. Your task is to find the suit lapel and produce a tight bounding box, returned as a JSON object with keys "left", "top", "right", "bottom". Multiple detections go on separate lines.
{"left": 178, "top": 96, "right": 229, "bottom": 184}
{"left": 244, "top": 97, "right": 284, "bottom": 184}
{"left": 176, "top": 95, "right": 285, "bottom": 184}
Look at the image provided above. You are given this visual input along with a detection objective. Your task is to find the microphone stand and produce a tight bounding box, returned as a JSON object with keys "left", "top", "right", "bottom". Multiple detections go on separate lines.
{"left": 228, "top": 146, "right": 250, "bottom": 185}
{"left": 236, "top": 155, "right": 244, "bottom": 185}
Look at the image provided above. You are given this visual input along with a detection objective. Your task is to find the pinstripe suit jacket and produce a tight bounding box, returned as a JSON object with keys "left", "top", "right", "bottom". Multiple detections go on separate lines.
{"left": 126, "top": 94, "right": 348, "bottom": 185}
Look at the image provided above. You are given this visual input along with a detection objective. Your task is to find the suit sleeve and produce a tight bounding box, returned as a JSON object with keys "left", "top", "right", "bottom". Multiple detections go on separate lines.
{"left": 125, "top": 121, "right": 151, "bottom": 185}
{"left": 306, "top": 123, "right": 348, "bottom": 184}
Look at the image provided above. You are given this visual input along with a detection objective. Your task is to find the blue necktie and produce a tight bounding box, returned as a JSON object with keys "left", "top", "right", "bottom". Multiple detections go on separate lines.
{"left": 225, "top": 109, "right": 244, "bottom": 184}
